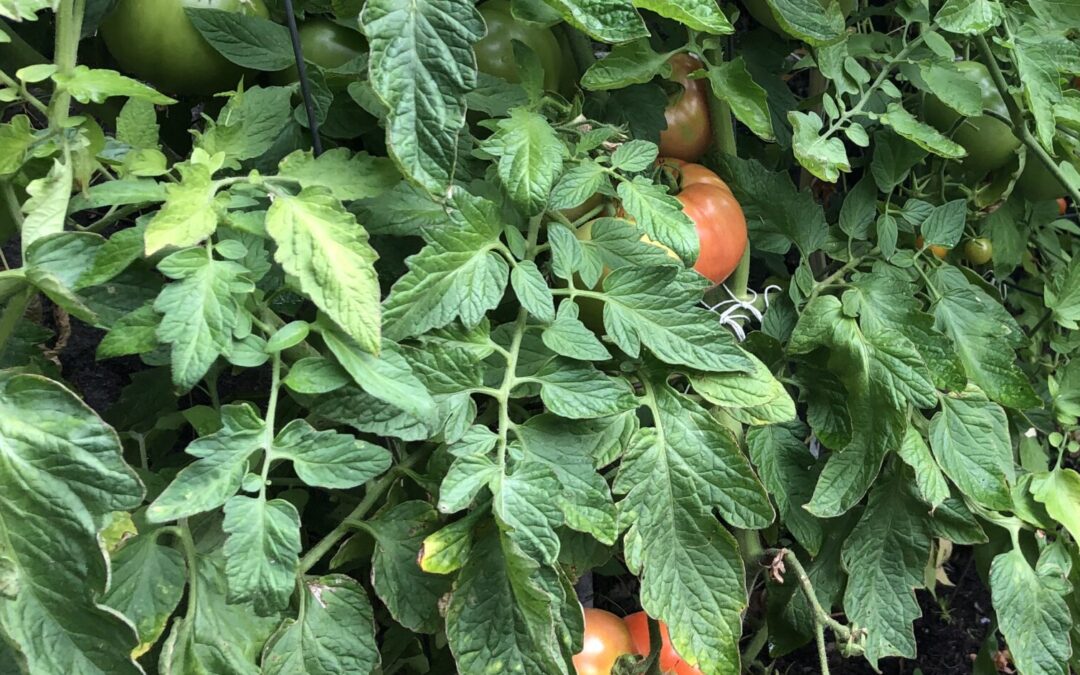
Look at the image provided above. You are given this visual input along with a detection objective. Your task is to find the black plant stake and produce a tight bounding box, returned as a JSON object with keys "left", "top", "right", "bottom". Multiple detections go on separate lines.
{"left": 282, "top": 0, "right": 323, "bottom": 156}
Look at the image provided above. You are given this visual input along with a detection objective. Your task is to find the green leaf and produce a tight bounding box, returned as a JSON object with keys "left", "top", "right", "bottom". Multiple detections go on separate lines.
{"left": 747, "top": 422, "right": 823, "bottom": 555}
{"left": 715, "top": 155, "right": 828, "bottom": 255}
{"left": 154, "top": 248, "right": 252, "bottom": 390}
{"left": 365, "top": 501, "right": 452, "bottom": 633}
{"left": 929, "top": 493, "right": 988, "bottom": 544}
{"left": 539, "top": 0, "right": 646, "bottom": 42}
{"left": 102, "top": 534, "right": 187, "bottom": 658}
{"left": 1047, "top": 257, "right": 1080, "bottom": 330}
{"left": 360, "top": 0, "right": 484, "bottom": 192}
{"left": 272, "top": 419, "right": 391, "bottom": 489}
{"left": 611, "top": 140, "right": 659, "bottom": 173}
{"left": 266, "top": 188, "right": 381, "bottom": 352}
{"left": 276, "top": 149, "right": 400, "bottom": 202}
{"left": 580, "top": 40, "right": 673, "bottom": 91}
{"left": 196, "top": 86, "right": 294, "bottom": 166}
{"left": 932, "top": 266, "right": 1040, "bottom": 409}
{"left": 440, "top": 454, "right": 500, "bottom": 513}
{"left": 20, "top": 158, "right": 71, "bottom": 250}
{"left": 929, "top": 390, "right": 1014, "bottom": 511}
{"left": 919, "top": 63, "right": 983, "bottom": 118}
{"left": 511, "top": 260, "right": 556, "bottom": 322}
{"left": 528, "top": 357, "right": 638, "bottom": 419}
{"left": 186, "top": 8, "right": 294, "bottom": 70}
{"left": 897, "top": 426, "right": 950, "bottom": 509}
{"left": 283, "top": 356, "right": 350, "bottom": 395}
{"left": 880, "top": 103, "right": 967, "bottom": 159}
{"left": 549, "top": 161, "right": 609, "bottom": 210}
{"left": 542, "top": 302, "right": 612, "bottom": 361}
{"left": 145, "top": 161, "right": 221, "bottom": 254}
{"left": 445, "top": 526, "right": 573, "bottom": 674}
{"left": 0, "top": 115, "right": 34, "bottom": 177}
{"left": 160, "top": 552, "right": 280, "bottom": 675}
{"left": 53, "top": 65, "right": 175, "bottom": 104}
{"left": 492, "top": 462, "right": 565, "bottom": 564}
{"left": 602, "top": 266, "right": 755, "bottom": 373}
{"left": 222, "top": 496, "right": 301, "bottom": 615}
{"left": 707, "top": 58, "right": 774, "bottom": 142}
{"left": 633, "top": 0, "right": 732, "bottom": 33}
{"left": 934, "top": 0, "right": 1001, "bottom": 34}
{"left": 751, "top": 0, "right": 845, "bottom": 44}
{"left": 919, "top": 199, "right": 967, "bottom": 248}
{"left": 320, "top": 326, "right": 438, "bottom": 426}
{"left": 419, "top": 511, "right": 480, "bottom": 575}
{"left": 690, "top": 352, "right": 796, "bottom": 425}
{"left": 516, "top": 414, "right": 620, "bottom": 544}
{"left": 147, "top": 403, "right": 264, "bottom": 522}
{"left": 261, "top": 575, "right": 380, "bottom": 675}
{"left": 616, "top": 177, "right": 698, "bottom": 263}
{"left": 1030, "top": 468, "right": 1080, "bottom": 545}
{"left": 483, "top": 109, "right": 567, "bottom": 214}
{"left": 842, "top": 472, "right": 932, "bottom": 667}
{"left": 990, "top": 548, "right": 1072, "bottom": 675}
{"left": 0, "top": 373, "right": 144, "bottom": 674}
{"left": 789, "top": 110, "right": 849, "bottom": 182}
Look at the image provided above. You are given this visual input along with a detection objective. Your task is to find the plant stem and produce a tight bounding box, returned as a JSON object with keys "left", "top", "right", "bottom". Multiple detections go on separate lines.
{"left": 974, "top": 34, "right": 1080, "bottom": 206}
{"left": 822, "top": 35, "right": 924, "bottom": 139}
{"left": 807, "top": 248, "right": 877, "bottom": 301}
{"left": 258, "top": 353, "right": 282, "bottom": 501}
{"left": 764, "top": 548, "right": 853, "bottom": 641}
{"left": 49, "top": 0, "right": 85, "bottom": 132}
{"left": 298, "top": 449, "right": 429, "bottom": 574}
{"left": 0, "top": 69, "right": 48, "bottom": 115}
{"left": 178, "top": 519, "right": 200, "bottom": 620}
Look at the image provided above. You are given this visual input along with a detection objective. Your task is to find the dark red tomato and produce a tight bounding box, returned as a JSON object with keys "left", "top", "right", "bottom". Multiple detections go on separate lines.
{"left": 474, "top": 0, "right": 565, "bottom": 92}
{"left": 270, "top": 17, "right": 367, "bottom": 83}
{"left": 624, "top": 612, "right": 703, "bottom": 675}
{"left": 661, "top": 158, "right": 748, "bottom": 285}
{"left": 963, "top": 237, "right": 993, "bottom": 265}
{"left": 101, "top": 0, "right": 270, "bottom": 95}
{"left": 572, "top": 608, "right": 635, "bottom": 675}
{"left": 658, "top": 54, "right": 712, "bottom": 163}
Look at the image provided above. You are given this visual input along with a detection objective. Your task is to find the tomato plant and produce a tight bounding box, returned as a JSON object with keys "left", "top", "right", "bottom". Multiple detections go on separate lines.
{"left": 4, "top": 1, "right": 1080, "bottom": 675}
{"left": 658, "top": 54, "right": 711, "bottom": 163}
{"left": 100, "top": 0, "right": 269, "bottom": 95}
{"left": 473, "top": 0, "right": 565, "bottom": 92}
{"left": 572, "top": 608, "right": 636, "bottom": 675}
{"left": 625, "top": 612, "right": 704, "bottom": 675}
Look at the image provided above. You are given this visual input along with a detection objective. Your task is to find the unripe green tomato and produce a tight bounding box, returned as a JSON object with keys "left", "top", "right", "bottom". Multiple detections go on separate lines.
{"left": 101, "top": 0, "right": 270, "bottom": 96}
{"left": 741, "top": 0, "right": 855, "bottom": 37}
{"left": 922, "top": 61, "right": 1021, "bottom": 180}
{"left": 1014, "top": 147, "right": 1080, "bottom": 202}
{"left": 963, "top": 237, "right": 993, "bottom": 265}
{"left": 474, "top": 0, "right": 566, "bottom": 92}
{"left": 269, "top": 18, "right": 367, "bottom": 84}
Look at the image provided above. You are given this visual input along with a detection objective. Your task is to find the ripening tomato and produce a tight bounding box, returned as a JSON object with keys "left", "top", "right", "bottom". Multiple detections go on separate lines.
{"left": 916, "top": 235, "right": 949, "bottom": 260}
{"left": 474, "top": 0, "right": 566, "bottom": 92}
{"left": 658, "top": 54, "right": 712, "bottom": 163}
{"left": 624, "top": 612, "right": 703, "bottom": 675}
{"left": 573, "top": 608, "right": 635, "bottom": 675}
{"left": 922, "top": 61, "right": 1020, "bottom": 180}
{"left": 1058, "top": 198, "right": 1068, "bottom": 216}
{"left": 963, "top": 237, "right": 993, "bottom": 265}
{"left": 661, "top": 158, "right": 748, "bottom": 285}
{"left": 101, "top": 0, "right": 270, "bottom": 95}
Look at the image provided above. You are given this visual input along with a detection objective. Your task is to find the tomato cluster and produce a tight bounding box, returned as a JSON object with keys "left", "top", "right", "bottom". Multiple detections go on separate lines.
{"left": 573, "top": 609, "right": 703, "bottom": 675}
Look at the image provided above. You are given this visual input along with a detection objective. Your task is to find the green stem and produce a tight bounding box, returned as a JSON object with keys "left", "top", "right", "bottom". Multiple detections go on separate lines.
{"left": 49, "top": 0, "right": 85, "bottom": 131}
{"left": 764, "top": 548, "right": 853, "bottom": 641}
{"left": 0, "top": 69, "right": 48, "bottom": 115}
{"left": 298, "top": 450, "right": 429, "bottom": 574}
{"left": 258, "top": 353, "right": 282, "bottom": 501}
{"left": 974, "top": 34, "right": 1080, "bottom": 206}
{"left": 807, "top": 248, "right": 877, "bottom": 301}
{"left": 822, "top": 35, "right": 924, "bottom": 139}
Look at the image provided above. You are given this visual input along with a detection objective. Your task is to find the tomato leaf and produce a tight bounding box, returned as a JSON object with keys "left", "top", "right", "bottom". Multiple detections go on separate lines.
{"left": 222, "top": 496, "right": 302, "bottom": 615}
{"left": 929, "top": 390, "right": 1014, "bottom": 511}
{"left": 0, "top": 373, "right": 144, "bottom": 674}
{"left": 272, "top": 419, "right": 392, "bottom": 489}
{"left": 990, "top": 548, "right": 1073, "bottom": 675}
{"left": 102, "top": 534, "right": 186, "bottom": 658}
{"left": 747, "top": 422, "right": 824, "bottom": 555}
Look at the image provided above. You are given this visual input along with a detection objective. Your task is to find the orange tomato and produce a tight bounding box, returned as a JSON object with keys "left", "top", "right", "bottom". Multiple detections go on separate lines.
{"left": 916, "top": 235, "right": 949, "bottom": 260}
{"left": 1058, "top": 198, "right": 1068, "bottom": 216}
{"left": 658, "top": 54, "right": 712, "bottom": 163}
{"left": 624, "top": 612, "right": 704, "bottom": 675}
{"left": 573, "top": 608, "right": 636, "bottom": 675}
{"left": 660, "top": 158, "right": 747, "bottom": 285}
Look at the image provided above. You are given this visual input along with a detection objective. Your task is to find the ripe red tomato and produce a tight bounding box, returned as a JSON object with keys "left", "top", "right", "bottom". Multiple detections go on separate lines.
{"left": 573, "top": 608, "right": 635, "bottom": 675}
{"left": 624, "top": 612, "right": 703, "bottom": 675}
{"left": 661, "top": 158, "right": 748, "bottom": 285}
{"left": 658, "top": 54, "right": 712, "bottom": 163}
{"left": 963, "top": 237, "right": 993, "bottom": 265}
